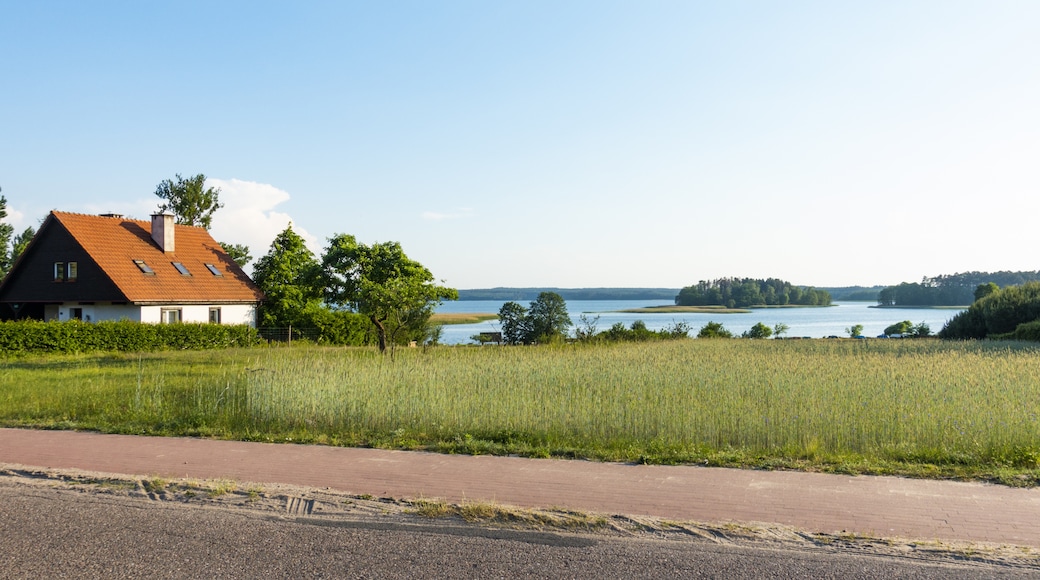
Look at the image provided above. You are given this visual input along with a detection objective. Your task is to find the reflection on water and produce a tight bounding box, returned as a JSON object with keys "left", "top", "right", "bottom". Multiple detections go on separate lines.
{"left": 435, "top": 300, "right": 965, "bottom": 345}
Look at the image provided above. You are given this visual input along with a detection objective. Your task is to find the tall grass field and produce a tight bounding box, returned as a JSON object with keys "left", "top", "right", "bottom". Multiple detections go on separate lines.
{"left": 2, "top": 340, "right": 1038, "bottom": 484}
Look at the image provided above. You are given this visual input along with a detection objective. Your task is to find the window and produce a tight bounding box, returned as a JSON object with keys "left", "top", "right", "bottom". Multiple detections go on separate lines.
{"left": 205, "top": 264, "right": 223, "bottom": 277}
{"left": 70, "top": 308, "right": 83, "bottom": 321}
{"left": 172, "top": 262, "right": 191, "bottom": 276}
{"left": 54, "top": 262, "right": 64, "bottom": 281}
{"left": 209, "top": 307, "right": 221, "bottom": 324}
{"left": 161, "top": 308, "right": 182, "bottom": 324}
{"left": 134, "top": 260, "right": 155, "bottom": 275}
{"left": 67, "top": 262, "right": 78, "bottom": 281}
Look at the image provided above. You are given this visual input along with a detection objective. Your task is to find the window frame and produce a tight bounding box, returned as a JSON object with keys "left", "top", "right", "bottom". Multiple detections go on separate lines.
{"left": 172, "top": 262, "right": 191, "bottom": 276}
{"left": 54, "top": 262, "right": 64, "bottom": 281}
{"left": 134, "top": 260, "right": 155, "bottom": 275}
{"left": 160, "top": 308, "right": 182, "bottom": 324}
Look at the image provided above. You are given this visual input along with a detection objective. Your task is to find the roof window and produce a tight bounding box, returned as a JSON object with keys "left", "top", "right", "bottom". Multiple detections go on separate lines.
{"left": 172, "top": 262, "right": 191, "bottom": 276}
{"left": 205, "top": 263, "right": 223, "bottom": 277}
{"left": 134, "top": 260, "right": 155, "bottom": 275}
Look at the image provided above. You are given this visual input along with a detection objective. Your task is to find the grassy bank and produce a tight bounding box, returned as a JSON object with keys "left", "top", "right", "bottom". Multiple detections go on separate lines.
{"left": 429, "top": 312, "right": 498, "bottom": 325}
{"left": 2, "top": 340, "right": 1039, "bottom": 485}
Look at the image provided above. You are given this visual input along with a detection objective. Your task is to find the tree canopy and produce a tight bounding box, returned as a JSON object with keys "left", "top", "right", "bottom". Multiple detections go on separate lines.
{"left": 742, "top": 322, "right": 772, "bottom": 339}
{"left": 220, "top": 242, "right": 252, "bottom": 268}
{"left": 322, "top": 234, "right": 457, "bottom": 352}
{"left": 154, "top": 173, "right": 223, "bottom": 229}
{"left": 676, "top": 278, "right": 831, "bottom": 308}
{"left": 697, "top": 321, "right": 732, "bottom": 339}
{"left": 498, "top": 292, "right": 572, "bottom": 345}
{"left": 252, "top": 224, "right": 324, "bottom": 329}
{"left": 940, "top": 281, "right": 1040, "bottom": 340}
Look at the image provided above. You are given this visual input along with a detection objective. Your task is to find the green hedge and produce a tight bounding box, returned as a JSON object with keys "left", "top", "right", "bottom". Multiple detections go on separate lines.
{"left": 992, "top": 319, "right": 1040, "bottom": 342}
{"left": 0, "top": 320, "right": 261, "bottom": 355}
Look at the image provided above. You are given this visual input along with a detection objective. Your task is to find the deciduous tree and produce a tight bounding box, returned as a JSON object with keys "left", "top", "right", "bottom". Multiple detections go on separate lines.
{"left": 251, "top": 224, "right": 323, "bottom": 329}
{"left": 154, "top": 173, "right": 223, "bottom": 229}
{"left": 497, "top": 292, "right": 571, "bottom": 345}
{"left": 527, "top": 291, "right": 571, "bottom": 343}
{"left": 974, "top": 282, "right": 999, "bottom": 302}
{"left": 697, "top": 321, "right": 732, "bottom": 339}
{"left": 498, "top": 301, "right": 532, "bottom": 345}
{"left": 884, "top": 320, "right": 913, "bottom": 336}
{"left": 322, "top": 234, "right": 457, "bottom": 353}
{"left": 220, "top": 242, "right": 252, "bottom": 268}
{"left": 742, "top": 322, "right": 772, "bottom": 339}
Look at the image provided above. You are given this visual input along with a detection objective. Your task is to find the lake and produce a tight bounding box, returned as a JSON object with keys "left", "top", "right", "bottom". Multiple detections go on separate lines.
{"left": 435, "top": 300, "right": 966, "bottom": 345}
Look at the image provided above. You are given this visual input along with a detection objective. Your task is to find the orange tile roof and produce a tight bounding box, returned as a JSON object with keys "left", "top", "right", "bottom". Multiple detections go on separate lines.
{"left": 52, "top": 211, "right": 262, "bottom": 304}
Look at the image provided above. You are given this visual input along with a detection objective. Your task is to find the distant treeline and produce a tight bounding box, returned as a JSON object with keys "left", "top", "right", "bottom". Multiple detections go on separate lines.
{"left": 457, "top": 288, "right": 680, "bottom": 301}
{"left": 879, "top": 271, "right": 1040, "bottom": 307}
{"left": 821, "top": 286, "right": 886, "bottom": 301}
{"left": 675, "top": 278, "right": 831, "bottom": 308}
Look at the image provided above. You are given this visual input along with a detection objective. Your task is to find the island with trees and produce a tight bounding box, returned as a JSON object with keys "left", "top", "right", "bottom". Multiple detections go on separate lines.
{"left": 675, "top": 278, "right": 831, "bottom": 309}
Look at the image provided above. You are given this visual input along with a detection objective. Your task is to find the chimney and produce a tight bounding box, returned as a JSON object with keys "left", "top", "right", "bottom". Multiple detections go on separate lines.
{"left": 151, "top": 213, "right": 175, "bottom": 253}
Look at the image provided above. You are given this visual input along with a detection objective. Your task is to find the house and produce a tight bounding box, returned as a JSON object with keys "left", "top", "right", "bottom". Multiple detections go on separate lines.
{"left": 0, "top": 211, "right": 263, "bottom": 326}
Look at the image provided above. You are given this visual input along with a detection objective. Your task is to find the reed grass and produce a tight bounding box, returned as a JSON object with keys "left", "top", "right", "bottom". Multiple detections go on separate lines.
{"left": 2, "top": 340, "right": 1038, "bottom": 484}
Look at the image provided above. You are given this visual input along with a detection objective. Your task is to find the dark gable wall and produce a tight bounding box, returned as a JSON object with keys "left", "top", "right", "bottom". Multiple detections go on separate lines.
{"left": 0, "top": 218, "right": 126, "bottom": 303}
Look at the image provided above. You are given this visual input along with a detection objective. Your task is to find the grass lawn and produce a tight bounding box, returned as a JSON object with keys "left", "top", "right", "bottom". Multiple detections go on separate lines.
{"left": 1, "top": 339, "right": 1038, "bottom": 486}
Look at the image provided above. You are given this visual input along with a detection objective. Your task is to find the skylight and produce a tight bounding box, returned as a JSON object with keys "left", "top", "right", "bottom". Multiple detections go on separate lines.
{"left": 205, "top": 263, "right": 223, "bottom": 277}
{"left": 134, "top": 260, "right": 155, "bottom": 275}
{"left": 172, "top": 262, "right": 191, "bottom": 276}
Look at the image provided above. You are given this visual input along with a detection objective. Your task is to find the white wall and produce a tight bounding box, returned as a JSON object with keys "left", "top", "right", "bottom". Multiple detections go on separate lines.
{"left": 56, "top": 303, "right": 256, "bottom": 327}
{"left": 94, "top": 304, "right": 142, "bottom": 322}
{"left": 215, "top": 304, "right": 257, "bottom": 326}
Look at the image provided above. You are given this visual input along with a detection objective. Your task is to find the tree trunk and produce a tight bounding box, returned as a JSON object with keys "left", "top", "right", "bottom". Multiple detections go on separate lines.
{"left": 370, "top": 315, "right": 388, "bottom": 352}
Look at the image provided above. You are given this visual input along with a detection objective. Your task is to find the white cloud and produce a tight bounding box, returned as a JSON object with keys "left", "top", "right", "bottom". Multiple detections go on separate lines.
{"left": 1, "top": 206, "right": 26, "bottom": 230}
{"left": 206, "top": 178, "right": 320, "bottom": 268}
{"left": 422, "top": 207, "right": 474, "bottom": 221}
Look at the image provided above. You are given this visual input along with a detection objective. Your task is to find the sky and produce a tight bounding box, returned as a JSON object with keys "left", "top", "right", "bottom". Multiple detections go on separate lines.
{"left": 2, "top": 1, "right": 1039, "bottom": 290}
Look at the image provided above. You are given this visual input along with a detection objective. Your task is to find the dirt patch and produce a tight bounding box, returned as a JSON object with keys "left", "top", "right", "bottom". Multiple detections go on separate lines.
{"left": 2, "top": 463, "right": 1037, "bottom": 571}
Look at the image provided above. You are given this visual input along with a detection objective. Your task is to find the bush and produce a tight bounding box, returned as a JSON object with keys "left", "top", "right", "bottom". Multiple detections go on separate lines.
{"left": 576, "top": 320, "right": 691, "bottom": 344}
{"left": 0, "top": 320, "right": 261, "bottom": 355}
{"left": 992, "top": 320, "right": 1040, "bottom": 342}
{"left": 741, "top": 322, "right": 772, "bottom": 339}
{"left": 940, "top": 282, "right": 1040, "bottom": 340}
{"left": 305, "top": 307, "right": 374, "bottom": 345}
{"left": 697, "top": 321, "right": 732, "bottom": 339}
{"left": 884, "top": 320, "right": 914, "bottom": 336}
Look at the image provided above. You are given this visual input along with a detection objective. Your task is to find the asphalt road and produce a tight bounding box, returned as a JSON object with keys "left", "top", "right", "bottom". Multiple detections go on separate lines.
{"left": 0, "top": 481, "right": 1033, "bottom": 579}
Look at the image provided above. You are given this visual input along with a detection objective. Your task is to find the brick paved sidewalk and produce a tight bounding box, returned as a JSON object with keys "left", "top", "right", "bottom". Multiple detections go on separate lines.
{"left": 2, "top": 428, "right": 1038, "bottom": 546}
